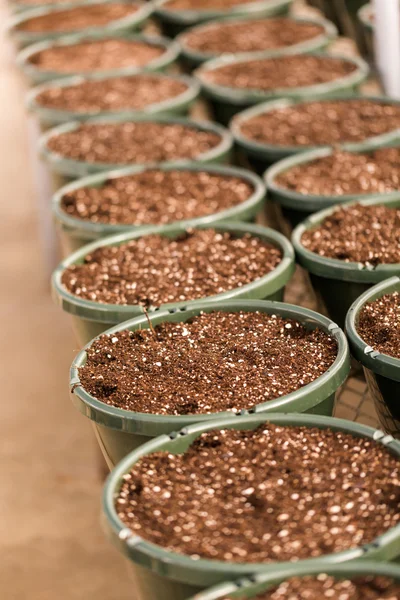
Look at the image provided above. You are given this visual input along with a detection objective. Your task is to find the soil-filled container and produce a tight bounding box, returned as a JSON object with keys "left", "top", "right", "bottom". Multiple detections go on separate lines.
{"left": 231, "top": 95, "right": 400, "bottom": 173}
{"left": 102, "top": 413, "right": 400, "bottom": 600}
{"left": 8, "top": 0, "right": 153, "bottom": 48}
{"left": 17, "top": 32, "right": 181, "bottom": 85}
{"left": 177, "top": 15, "right": 337, "bottom": 71}
{"left": 53, "top": 221, "right": 295, "bottom": 343}
{"left": 189, "top": 562, "right": 400, "bottom": 599}
{"left": 70, "top": 301, "right": 349, "bottom": 464}
{"left": 154, "top": 0, "right": 293, "bottom": 38}
{"left": 40, "top": 116, "right": 233, "bottom": 188}
{"left": 292, "top": 196, "right": 400, "bottom": 329}
{"left": 52, "top": 163, "right": 265, "bottom": 254}
{"left": 194, "top": 53, "right": 368, "bottom": 126}
{"left": 27, "top": 71, "right": 200, "bottom": 129}
{"left": 265, "top": 138, "right": 400, "bottom": 229}
{"left": 346, "top": 276, "right": 400, "bottom": 439}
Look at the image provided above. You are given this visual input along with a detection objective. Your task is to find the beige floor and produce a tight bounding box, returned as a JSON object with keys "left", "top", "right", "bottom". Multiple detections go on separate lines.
{"left": 0, "top": 4, "right": 134, "bottom": 598}
{"left": 0, "top": 3, "right": 379, "bottom": 599}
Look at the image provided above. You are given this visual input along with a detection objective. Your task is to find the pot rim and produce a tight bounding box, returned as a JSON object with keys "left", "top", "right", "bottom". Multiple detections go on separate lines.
{"left": 26, "top": 71, "right": 200, "bottom": 125}
{"left": 7, "top": 0, "right": 153, "bottom": 43}
{"left": 265, "top": 136, "right": 400, "bottom": 211}
{"left": 102, "top": 413, "right": 400, "bottom": 585}
{"left": 346, "top": 276, "right": 400, "bottom": 382}
{"left": 69, "top": 299, "right": 349, "bottom": 433}
{"left": 230, "top": 94, "right": 400, "bottom": 156}
{"left": 154, "top": 0, "right": 293, "bottom": 25}
{"left": 194, "top": 52, "right": 369, "bottom": 107}
{"left": 177, "top": 14, "right": 337, "bottom": 66}
{"left": 52, "top": 221, "right": 293, "bottom": 323}
{"left": 17, "top": 31, "right": 181, "bottom": 82}
{"left": 291, "top": 195, "right": 400, "bottom": 283}
{"left": 51, "top": 163, "right": 265, "bottom": 238}
{"left": 39, "top": 115, "right": 233, "bottom": 177}
{"left": 189, "top": 561, "right": 400, "bottom": 599}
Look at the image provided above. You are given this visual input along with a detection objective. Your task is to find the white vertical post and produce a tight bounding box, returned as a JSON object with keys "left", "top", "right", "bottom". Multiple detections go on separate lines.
{"left": 373, "top": 0, "right": 400, "bottom": 97}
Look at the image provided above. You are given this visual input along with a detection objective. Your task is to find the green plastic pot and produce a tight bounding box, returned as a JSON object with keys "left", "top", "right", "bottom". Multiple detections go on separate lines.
{"left": 195, "top": 53, "right": 369, "bottom": 126}
{"left": 231, "top": 94, "right": 400, "bottom": 173}
{"left": 154, "top": 0, "right": 293, "bottom": 38}
{"left": 53, "top": 222, "right": 295, "bottom": 344}
{"left": 17, "top": 32, "right": 181, "bottom": 85}
{"left": 9, "top": 0, "right": 79, "bottom": 13}
{"left": 102, "top": 413, "right": 400, "bottom": 600}
{"left": 8, "top": 0, "right": 153, "bottom": 48}
{"left": 292, "top": 195, "right": 400, "bottom": 329}
{"left": 177, "top": 15, "right": 337, "bottom": 71}
{"left": 358, "top": 3, "right": 374, "bottom": 59}
{"left": 52, "top": 163, "right": 266, "bottom": 255}
{"left": 265, "top": 136, "right": 400, "bottom": 229}
{"left": 40, "top": 115, "right": 233, "bottom": 190}
{"left": 189, "top": 562, "right": 400, "bottom": 599}
{"left": 27, "top": 71, "right": 200, "bottom": 129}
{"left": 70, "top": 300, "right": 349, "bottom": 466}
{"left": 346, "top": 276, "right": 400, "bottom": 439}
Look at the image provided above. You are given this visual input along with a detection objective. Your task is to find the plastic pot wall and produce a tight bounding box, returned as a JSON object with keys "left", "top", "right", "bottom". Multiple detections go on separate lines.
{"left": 265, "top": 137, "right": 400, "bottom": 229}
{"left": 231, "top": 95, "right": 400, "bottom": 172}
{"left": 70, "top": 300, "right": 349, "bottom": 466}
{"left": 8, "top": 0, "right": 153, "bottom": 48}
{"left": 154, "top": 0, "right": 293, "bottom": 38}
{"left": 40, "top": 116, "right": 234, "bottom": 189}
{"left": 190, "top": 562, "right": 400, "bottom": 599}
{"left": 52, "top": 163, "right": 265, "bottom": 255}
{"left": 17, "top": 32, "right": 181, "bottom": 85}
{"left": 102, "top": 413, "right": 400, "bottom": 600}
{"left": 195, "top": 53, "right": 369, "bottom": 126}
{"left": 53, "top": 222, "right": 295, "bottom": 345}
{"left": 27, "top": 72, "right": 200, "bottom": 130}
{"left": 292, "top": 195, "right": 400, "bottom": 328}
{"left": 346, "top": 276, "right": 400, "bottom": 439}
{"left": 177, "top": 15, "right": 337, "bottom": 71}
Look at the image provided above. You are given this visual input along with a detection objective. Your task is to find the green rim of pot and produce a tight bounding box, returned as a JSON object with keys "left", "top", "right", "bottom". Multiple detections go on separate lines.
{"left": 189, "top": 561, "right": 400, "bottom": 599}
{"left": 358, "top": 3, "right": 373, "bottom": 31}
{"left": 265, "top": 136, "right": 400, "bottom": 214}
{"left": 9, "top": 0, "right": 81, "bottom": 13}
{"left": 231, "top": 95, "right": 400, "bottom": 163}
{"left": 17, "top": 32, "right": 181, "bottom": 84}
{"left": 102, "top": 413, "right": 400, "bottom": 586}
{"left": 346, "top": 276, "right": 400, "bottom": 383}
{"left": 177, "top": 15, "right": 337, "bottom": 68}
{"left": 195, "top": 52, "right": 369, "bottom": 108}
{"left": 51, "top": 163, "right": 265, "bottom": 243}
{"left": 69, "top": 299, "right": 349, "bottom": 433}
{"left": 155, "top": 0, "right": 293, "bottom": 28}
{"left": 8, "top": 0, "right": 154, "bottom": 46}
{"left": 26, "top": 71, "right": 200, "bottom": 126}
{"left": 40, "top": 115, "right": 233, "bottom": 178}
{"left": 292, "top": 195, "right": 400, "bottom": 283}
{"left": 52, "top": 221, "right": 294, "bottom": 322}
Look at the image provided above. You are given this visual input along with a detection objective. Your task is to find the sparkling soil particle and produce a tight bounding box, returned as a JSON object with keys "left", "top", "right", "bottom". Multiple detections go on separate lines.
{"left": 182, "top": 18, "right": 324, "bottom": 55}
{"left": 301, "top": 203, "right": 400, "bottom": 266}
{"left": 201, "top": 55, "right": 357, "bottom": 92}
{"left": 237, "top": 99, "right": 400, "bottom": 147}
{"left": 60, "top": 169, "right": 253, "bottom": 224}
{"left": 35, "top": 74, "right": 188, "bottom": 113}
{"left": 275, "top": 148, "right": 400, "bottom": 197}
{"left": 16, "top": 3, "right": 137, "bottom": 33}
{"left": 79, "top": 311, "right": 336, "bottom": 414}
{"left": 166, "top": 0, "right": 260, "bottom": 10}
{"left": 358, "top": 292, "right": 400, "bottom": 359}
{"left": 29, "top": 39, "right": 165, "bottom": 73}
{"left": 116, "top": 425, "right": 400, "bottom": 562}
{"left": 227, "top": 575, "right": 400, "bottom": 599}
{"left": 47, "top": 122, "right": 221, "bottom": 164}
{"left": 61, "top": 230, "right": 281, "bottom": 307}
